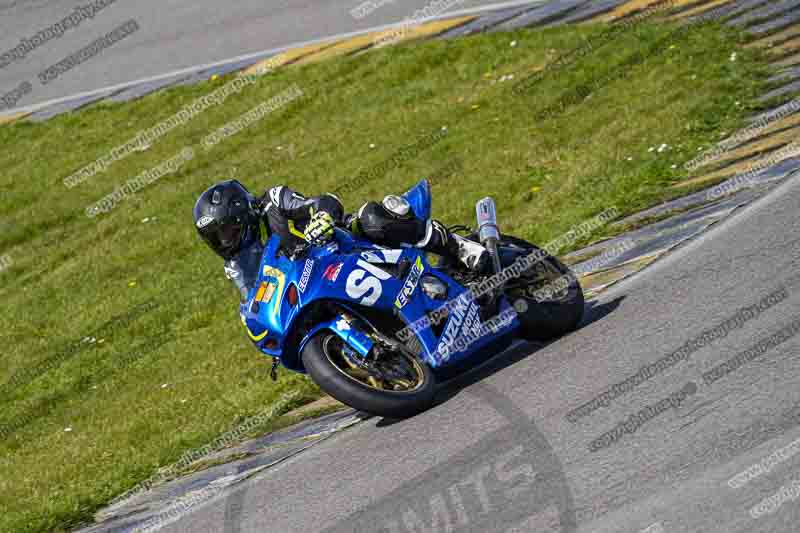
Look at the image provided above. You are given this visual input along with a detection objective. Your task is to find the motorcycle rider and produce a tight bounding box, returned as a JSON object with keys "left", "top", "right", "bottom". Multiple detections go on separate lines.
{"left": 192, "top": 180, "right": 489, "bottom": 300}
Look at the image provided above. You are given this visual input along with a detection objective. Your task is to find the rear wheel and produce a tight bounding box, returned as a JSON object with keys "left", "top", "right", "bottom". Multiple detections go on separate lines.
{"left": 462, "top": 233, "right": 584, "bottom": 341}
{"left": 301, "top": 330, "right": 436, "bottom": 418}
{"left": 501, "top": 236, "right": 584, "bottom": 341}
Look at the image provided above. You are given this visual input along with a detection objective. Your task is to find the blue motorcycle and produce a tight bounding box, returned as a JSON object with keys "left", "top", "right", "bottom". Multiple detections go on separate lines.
{"left": 239, "top": 180, "right": 584, "bottom": 417}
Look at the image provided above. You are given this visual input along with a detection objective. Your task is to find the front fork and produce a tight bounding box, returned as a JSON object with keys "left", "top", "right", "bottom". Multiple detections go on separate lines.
{"left": 301, "top": 312, "right": 375, "bottom": 369}
{"left": 326, "top": 313, "right": 375, "bottom": 357}
{"left": 308, "top": 313, "right": 396, "bottom": 389}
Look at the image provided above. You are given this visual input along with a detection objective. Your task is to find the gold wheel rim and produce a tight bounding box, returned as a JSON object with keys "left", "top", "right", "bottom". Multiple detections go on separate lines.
{"left": 322, "top": 335, "right": 426, "bottom": 393}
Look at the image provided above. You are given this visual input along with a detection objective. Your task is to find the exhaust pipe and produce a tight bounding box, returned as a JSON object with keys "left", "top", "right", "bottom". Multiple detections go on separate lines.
{"left": 476, "top": 197, "right": 502, "bottom": 275}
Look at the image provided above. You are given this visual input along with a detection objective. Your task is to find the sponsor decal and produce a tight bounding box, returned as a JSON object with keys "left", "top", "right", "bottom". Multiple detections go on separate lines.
{"left": 437, "top": 298, "right": 481, "bottom": 360}
{"left": 261, "top": 266, "right": 286, "bottom": 318}
{"left": 255, "top": 281, "right": 277, "bottom": 303}
{"left": 360, "top": 249, "right": 403, "bottom": 264}
{"left": 360, "top": 251, "right": 382, "bottom": 263}
{"left": 335, "top": 318, "right": 351, "bottom": 331}
{"left": 298, "top": 259, "right": 314, "bottom": 292}
{"left": 323, "top": 262, "right": 343, "bottom": 283}
{"left": 196, "top": 215, "right": 214, "bottom": 229}
{"left": 395, "top": 256, "right": 424, "bottom": 309}
{"left": 345, "top": 259, "right": 391, "bottom": 306}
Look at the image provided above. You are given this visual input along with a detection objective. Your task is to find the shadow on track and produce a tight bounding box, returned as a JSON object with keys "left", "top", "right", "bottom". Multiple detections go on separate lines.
{"left": 376, "top": 296, "right": 625, "bottom": 427}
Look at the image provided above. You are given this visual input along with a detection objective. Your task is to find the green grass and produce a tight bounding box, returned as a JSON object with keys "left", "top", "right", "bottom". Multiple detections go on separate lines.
{"left": 0, "top": 19, "right": 771, "bottom": 532}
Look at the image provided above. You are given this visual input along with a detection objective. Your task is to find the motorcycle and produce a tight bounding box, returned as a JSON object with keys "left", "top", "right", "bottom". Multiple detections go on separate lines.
{"left": 239, "top": 180, "right": 584, "bottom": 417}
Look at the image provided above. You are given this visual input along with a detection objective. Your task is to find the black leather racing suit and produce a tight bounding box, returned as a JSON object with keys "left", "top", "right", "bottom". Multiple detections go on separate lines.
{"left": 224, "top": 185, "right": 463, "bottom": 299}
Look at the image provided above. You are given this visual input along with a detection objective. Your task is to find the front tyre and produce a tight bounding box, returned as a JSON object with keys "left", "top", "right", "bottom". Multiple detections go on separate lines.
{"left": 301, "top": 332, "right": 436, "bottom": 418}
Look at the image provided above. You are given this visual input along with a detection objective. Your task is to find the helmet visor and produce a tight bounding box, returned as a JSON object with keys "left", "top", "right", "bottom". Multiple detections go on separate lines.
{"left": 199, "top": 218, "right": 245, "bottom": 259}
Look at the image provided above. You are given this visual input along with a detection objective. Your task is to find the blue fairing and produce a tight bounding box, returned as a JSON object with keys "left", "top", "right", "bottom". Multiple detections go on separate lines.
{"left": 239, "top": 208, "right": 518, "bottom": 374}
{"left": 403, "top": 179, "right": 431, "bottom": 222}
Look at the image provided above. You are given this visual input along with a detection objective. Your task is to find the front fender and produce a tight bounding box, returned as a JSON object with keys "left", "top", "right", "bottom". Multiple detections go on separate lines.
{"left": 298, "top": 314, "right": 375, "bottom": 360}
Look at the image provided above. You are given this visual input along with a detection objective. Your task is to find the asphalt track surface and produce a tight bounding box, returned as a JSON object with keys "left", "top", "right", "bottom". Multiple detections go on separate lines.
{"left": 0, "top": 0, "right": 527, "bottom": 110}
{"left": 135, "top": 173, "right": 800, "bottom": 531}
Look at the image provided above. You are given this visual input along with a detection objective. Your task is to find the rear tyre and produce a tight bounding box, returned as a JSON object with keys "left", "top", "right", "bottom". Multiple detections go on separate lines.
{"left": 471, "top": 233, "right": 584, "bottom": 341}
{"left": 301, "top": 332, "right": 436, "bottom": 418}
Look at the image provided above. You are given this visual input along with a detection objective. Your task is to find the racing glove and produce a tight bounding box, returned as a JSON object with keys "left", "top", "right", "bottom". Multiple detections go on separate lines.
{"left": 305, "top": 211, "right": 336, "bottom": 245}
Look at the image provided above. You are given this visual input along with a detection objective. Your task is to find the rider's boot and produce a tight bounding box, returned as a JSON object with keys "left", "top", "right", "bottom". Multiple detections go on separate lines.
{"left": 419, "top": 220, "right": 490, "bottom": 274}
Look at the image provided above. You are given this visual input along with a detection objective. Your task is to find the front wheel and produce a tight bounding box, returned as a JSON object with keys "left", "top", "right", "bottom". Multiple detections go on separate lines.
{"left": 301, "top": 332, "right": 436, "bottom": 418}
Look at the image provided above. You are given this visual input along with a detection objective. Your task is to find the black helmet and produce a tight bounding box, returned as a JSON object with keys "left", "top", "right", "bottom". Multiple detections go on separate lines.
{"left": 193, "top": 180, "right": 258, "bottom": 260}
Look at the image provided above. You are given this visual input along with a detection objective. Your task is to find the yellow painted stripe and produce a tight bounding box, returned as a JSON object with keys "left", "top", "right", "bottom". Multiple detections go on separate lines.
{"left": 674, "top": 140, "right": 800, "bottom": 190}
{"left": 667, "top": 0, "right": 736, "bottom": 21}
{"left": 377, "top": 16, "right": 475, "bottom": 44}
{"left": 294, "top": 16, "right": 474, "bottom": 65}
{"left": 580, "top": 254, "right": 660, "bottom": 295}
{"left": 698, "top": 126, "right": 800, "bottom": 172}
{"left": 292, "top": 32, "right": 384, "bottom": 65}
{"left": 774, "top": 52, "right": 800, "bottom": 68}
{"left": 690, "top": 113, "right": 800, "bottom": 169}
{"left": 770, "top": 36, "right": 800, "bottom": 58}
{"left": 242, "top": 41, "right": 340, "bottom": 76}
{"left": 0, "top": 112, "right": 29, "bottom": 125}
{"left": 591, "top": 0, "right": 696, "bottom": 23}
{"left": 747, "top": 23, "right": 800, "bottom": 49}
{"left": 755, "top": 113, "right": 800, "bottom": 138}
